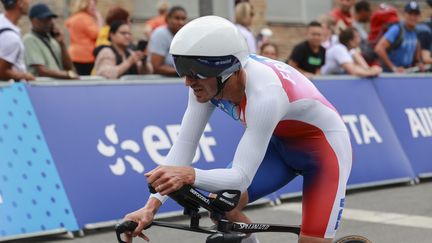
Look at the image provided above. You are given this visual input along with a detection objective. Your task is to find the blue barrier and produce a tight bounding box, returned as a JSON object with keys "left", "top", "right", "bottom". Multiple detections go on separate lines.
{"left": 314, "top": 79, "right": 416, "bottom": 184}
{"left": 1, "top": 75, "right": 430, "bottom": 238}
{"left": 374, "top": 77, "right": 432, "bottom": 177}
{"left": 26, "top": 83, "right": 244, "bottom": 228}
{"left": 0, "top": 83, "right": 79, "bottom": 241}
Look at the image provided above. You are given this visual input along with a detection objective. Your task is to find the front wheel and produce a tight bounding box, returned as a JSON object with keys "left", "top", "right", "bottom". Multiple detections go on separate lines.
{"left": 334, "top": 235, "right": 372, "bottom": 243}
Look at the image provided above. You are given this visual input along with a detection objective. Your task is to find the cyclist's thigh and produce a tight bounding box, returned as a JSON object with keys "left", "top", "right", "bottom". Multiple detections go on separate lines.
{"left": 243, "top": 136, "right": 298, "bottom": 203}
{"left": 289, "top": 131, "right": 352, "bottom": 239}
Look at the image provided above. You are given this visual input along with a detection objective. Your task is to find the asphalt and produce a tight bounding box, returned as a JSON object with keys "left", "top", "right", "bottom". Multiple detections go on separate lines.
{"left": 4, "top": 179, "right": 432, "bottom": 243}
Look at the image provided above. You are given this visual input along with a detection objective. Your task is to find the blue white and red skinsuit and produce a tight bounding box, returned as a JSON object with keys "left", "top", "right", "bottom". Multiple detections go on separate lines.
{"left": 152, "top": 54, "right": 352, "bottom": 238}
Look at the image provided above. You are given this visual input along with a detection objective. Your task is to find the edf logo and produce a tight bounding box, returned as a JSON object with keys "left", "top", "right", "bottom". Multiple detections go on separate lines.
{"left": 342, "top": 114, "right": 383, "bottom": 145}
{"left": 98, "top": 123, "right": 216, "bottom": 176}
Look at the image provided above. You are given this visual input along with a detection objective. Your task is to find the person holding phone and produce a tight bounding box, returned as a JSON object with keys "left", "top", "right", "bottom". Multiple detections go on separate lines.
{"left": 23, "top": 3, "right": 78, "bottom": 79}
{"left": 94, "top": 21, "right": 152, "bottom": 79}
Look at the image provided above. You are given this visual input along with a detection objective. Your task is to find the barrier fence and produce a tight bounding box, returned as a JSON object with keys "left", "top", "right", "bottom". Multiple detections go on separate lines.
{"left": 1, "top": 74, "right": 431, "bottom": 241}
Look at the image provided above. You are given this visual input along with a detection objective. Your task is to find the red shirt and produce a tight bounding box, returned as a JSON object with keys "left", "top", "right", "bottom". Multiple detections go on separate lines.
{"left": 331, "top": 8, "right": 353, "bottom": 29}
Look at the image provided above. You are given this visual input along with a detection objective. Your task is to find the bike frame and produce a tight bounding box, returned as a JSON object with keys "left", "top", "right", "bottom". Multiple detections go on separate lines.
{"left": 116, "top": 185, "right": 301, "bottom": 243}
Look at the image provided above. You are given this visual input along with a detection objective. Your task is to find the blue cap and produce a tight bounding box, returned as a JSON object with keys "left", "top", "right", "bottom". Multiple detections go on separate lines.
{"left": 29, "top": 3, "right": 58, "bottom": 19}
{"left": 404, "top": 1, "right": 421, "bottom": 13}
{"left": 1, "top": 0, "right": 17, "bottom": 8}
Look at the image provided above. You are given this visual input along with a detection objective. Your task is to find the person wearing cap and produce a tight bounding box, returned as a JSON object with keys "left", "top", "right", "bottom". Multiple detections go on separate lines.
{"left": 0, "top": 0, "right": 35, "bottom": 81}
{"left": 374, "top": 1, "right": 423, "bottom": 72}
{"left": 23, "top": 3, "right": 78, "bottom": 79}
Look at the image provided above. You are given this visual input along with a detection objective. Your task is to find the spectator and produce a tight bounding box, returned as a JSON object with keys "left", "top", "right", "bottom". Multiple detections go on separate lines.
{"left": 95, "top": 6, "right": 130, "bottom": 48}
{"left": 259, "top": 42, "right": 278, "bottom": 60}
{"left": 94, "top": 21, "right": 152, "bottom": 79}
{"left": 256, "top": 27, "right": 273, "bottom": 50}
{"left": 66, "top": 0, "right": 103, "bottom": 75}
{"left": 0, "top": 0, "right": 34, "bottom": 81}
{"left": 352, "top": 0, "right": 371, "bottom": 52}
{"left": 143, "top": 0, "right": 170, "bottom": 40}
{"left": 235, "top": 1, "right": 256, "bottom": 54}
{"left": 331, "top": 0, "right": 355, "bottom": 34}
{"left": 148, "top": 6, "right": 186, "bottom": 76}
{"left": 416, "top": 0, "right": 432, "bottom": 65}
{"left": 23, "top": 3, "right": 78, "bottom": 80}
{"left": 288, "top": 21, "right": 326, "bottom": 79}
{"left": 416, "top": 24, "right": 432, "bottom": 66}
{"left": 321, "top": 28, "right": 382, "bottom": 77}
{"left": 319, "top": 15, "right": 338, "bottom": 49}
{"left": 374, "top": 1, "right": 422, "bottom": 72}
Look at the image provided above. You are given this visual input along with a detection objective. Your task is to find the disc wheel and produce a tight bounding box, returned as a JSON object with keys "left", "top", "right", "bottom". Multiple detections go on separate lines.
{"left": 334, "top": 235, "right": 372, "bottom": 243}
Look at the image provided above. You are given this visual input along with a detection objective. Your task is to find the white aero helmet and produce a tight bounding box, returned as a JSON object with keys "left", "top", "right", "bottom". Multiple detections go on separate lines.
{"left": 170, "top": 15, "right": 249, "bottom": 81}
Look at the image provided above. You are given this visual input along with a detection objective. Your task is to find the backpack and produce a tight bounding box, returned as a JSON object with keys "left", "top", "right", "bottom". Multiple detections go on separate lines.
{"left": 0, "top": 27, "right": 13, "bottom": 35}
{"left": 368, "top": 4, "right": 403, "bottom": 51}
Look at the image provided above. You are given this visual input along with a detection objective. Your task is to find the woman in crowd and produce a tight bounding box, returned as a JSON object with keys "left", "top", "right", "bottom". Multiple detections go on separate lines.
{"left": 95, "top": 6, "right": 131, "bottom": 48}
{"left": 319, "top": 15, "right": 338, "bottom": 50}
{"left": 147, "top": 6, "right": 187, "bottom": 76}
{"left": 259, "top": 42, "right": 279, "bottom": 60}
{"left": 321, "top": 28, "right": 382, "bottom": 77}
{"left": 235, "top": 1, "right": 256, "bottom": 54}
{"left": 94, "top": 21, "right": 152, "bottom": 79}
{"left": 66, "top": 0, "right": 103, "bottom": 75}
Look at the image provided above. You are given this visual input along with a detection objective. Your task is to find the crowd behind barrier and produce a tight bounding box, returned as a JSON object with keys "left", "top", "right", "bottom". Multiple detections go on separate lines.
{"left": 2, "top": 0, "right": 432, "bottom": 84}
{"left": 1, "top": 74, "right": 432, "bottom": 241}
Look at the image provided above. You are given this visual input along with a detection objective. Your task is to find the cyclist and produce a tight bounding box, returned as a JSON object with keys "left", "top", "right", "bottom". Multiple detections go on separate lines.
{"left": 123, "top": 16, "right": 352, "bottom": 243}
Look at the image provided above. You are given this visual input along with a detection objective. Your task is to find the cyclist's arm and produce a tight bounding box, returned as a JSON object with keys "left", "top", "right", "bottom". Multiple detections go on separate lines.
{"left": 194, "top": 85, "right": 286, "bottom": 193}
{"left": 150, "top": 88, "right": 214, "bottom": 203}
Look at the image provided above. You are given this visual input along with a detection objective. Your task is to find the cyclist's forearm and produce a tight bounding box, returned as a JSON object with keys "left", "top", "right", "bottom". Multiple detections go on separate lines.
{"left": 144, "top": 197, "right": 162, "bottom": 214}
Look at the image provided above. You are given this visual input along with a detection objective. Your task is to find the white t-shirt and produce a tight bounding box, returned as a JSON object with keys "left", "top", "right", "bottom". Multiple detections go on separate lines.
{"left": 322, "top": 35, "right": 339, "bottom": 50}
{"left": 0, "top": 14, "right": 26, "bottom": 72}
{"left": 236, "top": 24, "right": 257, "bottom": 54}
{"left": 321, "top": 43, "right": 353, "bottom": 75}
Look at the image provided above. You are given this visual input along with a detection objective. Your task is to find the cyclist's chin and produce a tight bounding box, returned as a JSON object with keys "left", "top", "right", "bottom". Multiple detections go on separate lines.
{"left": 195, "top": 95, "right": 211, "bottom": 103}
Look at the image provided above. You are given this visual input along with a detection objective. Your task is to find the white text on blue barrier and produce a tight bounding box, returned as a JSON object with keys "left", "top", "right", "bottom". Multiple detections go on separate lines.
{"left": 143, "top": 123, "right": 216, "bottom": 164}
{"left": 405, "top": 107, "right": 432, "bottom": 138}
{"left": 342, "top": 114, "right": 383, "bottom": 145}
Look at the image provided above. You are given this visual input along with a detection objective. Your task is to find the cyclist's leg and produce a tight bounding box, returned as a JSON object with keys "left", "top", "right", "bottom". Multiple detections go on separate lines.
{"left": 283, "top": 131, "right": 352, "bottom": 243}
{"left": 224, "top": 136, "right": 299, "bottom": 242}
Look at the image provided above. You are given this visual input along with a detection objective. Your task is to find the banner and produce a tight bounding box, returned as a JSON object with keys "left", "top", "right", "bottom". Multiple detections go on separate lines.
{"left": 374, "top": 77, "right": 432, "bottom": 177}
{"left": 27, "top": 82, "right": 245, "bottom": 227}
{"left": 0, "top": 83, "right": 78, "bottom": 240}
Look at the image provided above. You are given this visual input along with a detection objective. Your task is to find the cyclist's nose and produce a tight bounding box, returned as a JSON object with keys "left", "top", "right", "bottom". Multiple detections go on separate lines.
{"left": 185, "top": 76, "right": 196, "bottom": 87}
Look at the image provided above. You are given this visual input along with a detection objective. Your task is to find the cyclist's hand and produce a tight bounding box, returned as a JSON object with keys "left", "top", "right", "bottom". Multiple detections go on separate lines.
{"left": 123, "top": 208, "right": 154, "bottom": 242}
{"left": 145, "top": 166, "right": 195, "bottom": 196}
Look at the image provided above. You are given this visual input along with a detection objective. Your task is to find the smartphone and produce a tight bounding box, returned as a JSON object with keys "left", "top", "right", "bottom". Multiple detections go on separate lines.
{"left": 137, "top": 40, "right": 148, "bottom": 51}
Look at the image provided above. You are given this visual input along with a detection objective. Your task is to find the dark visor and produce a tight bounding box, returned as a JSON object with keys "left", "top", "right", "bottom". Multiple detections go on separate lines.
{"left": 173, "top": 55, "right": 241, "bottom": 78}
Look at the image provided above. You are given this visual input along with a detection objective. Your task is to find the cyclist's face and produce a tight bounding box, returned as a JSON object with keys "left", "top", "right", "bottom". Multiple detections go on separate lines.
{"left": 185, "top": 75, "right": 218, "bottom": 103}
